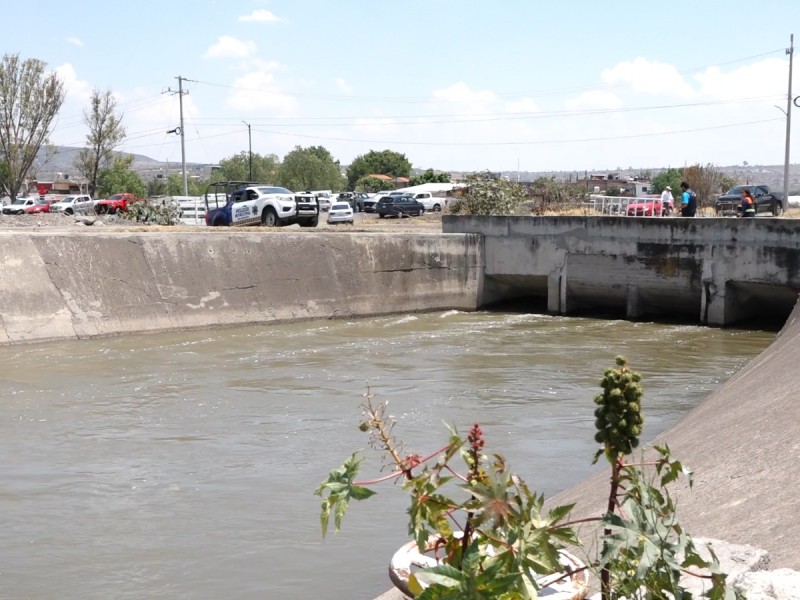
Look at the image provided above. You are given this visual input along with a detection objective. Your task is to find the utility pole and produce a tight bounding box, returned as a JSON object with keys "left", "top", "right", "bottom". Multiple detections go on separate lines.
{"left": 784, "top": 35, "right": 794, "bottom": 210}
{"left": 242, "top": 120, "right": 252, "bottom": 181}
{"left": 165, "top": 76, "right": 194, "bottom": 196}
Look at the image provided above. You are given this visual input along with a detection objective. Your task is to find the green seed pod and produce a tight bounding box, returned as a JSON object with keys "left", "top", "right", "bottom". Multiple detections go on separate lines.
{"left": 592, "top": 356, "right": 645, "bottom": 461}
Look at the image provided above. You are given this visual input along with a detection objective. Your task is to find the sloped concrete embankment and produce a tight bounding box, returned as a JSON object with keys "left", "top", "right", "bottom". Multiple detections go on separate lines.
{"left": 549, "top": 298, "right": 800, "bottom": 573}
{"left": 0, "top": 231, "right": 482, "bottom": 344}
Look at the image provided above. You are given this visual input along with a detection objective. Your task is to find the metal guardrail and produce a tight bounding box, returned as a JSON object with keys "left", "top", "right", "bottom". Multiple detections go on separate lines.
{"left": 168, "top": 195, "right": 206, "bottom": 226}
{"left": 583, "top": 195, "right": 664, "bottom": 215}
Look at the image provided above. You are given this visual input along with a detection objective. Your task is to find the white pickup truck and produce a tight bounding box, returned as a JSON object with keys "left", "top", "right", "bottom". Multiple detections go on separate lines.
{"left": 407, "top": 192, "right": 444, "bottom": 212}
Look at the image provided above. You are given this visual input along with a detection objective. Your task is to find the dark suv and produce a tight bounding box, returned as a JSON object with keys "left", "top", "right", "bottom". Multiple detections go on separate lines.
{"left": 376, "top": 194, "right": 425, "bottom": 218}
{"left": 714, "top": 185, "right": 784, "bottom": 217}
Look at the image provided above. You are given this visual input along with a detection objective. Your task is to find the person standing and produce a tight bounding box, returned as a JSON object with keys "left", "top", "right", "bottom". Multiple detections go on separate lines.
{"left": 660, "top": 185, "right": 674, "bottom": 216}
{"left": 740, "top": 188, "right": 756, "bottom": 218}
{"left": 679, "top": 181, "right": 697, "bottom": 217}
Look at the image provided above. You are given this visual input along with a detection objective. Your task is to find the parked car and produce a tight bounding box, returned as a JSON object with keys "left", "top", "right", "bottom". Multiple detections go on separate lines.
{"left": 626, "top": 197, "right": 670, "bottom": 217}
{"left": 715, "top": 185, "right": 784, "bottom": 217}
{"left": 294, "top": 192, "right": 320, "bottom": 227}
{"left": 50, "top": 194, "right": 95, "bottom": 215}
{"left": 27, "top": 198, "right": 52, "bottom": 214}
{"left": 362, "top": 193, "right": 381, "bottom": 213}
{"left": 327, "top": 201, "right": 354, "bottom": 224}
{"left": 376, "top": 195, "right": 425, "bottom": 218}
{"left": 204, "top": 183, "right": 297, "bottom": 227}
{"left": 95, "top": 192, "right": 139, "bottom": 214}
{"left": 408, "top": 192, "right": 445, "bottom": 212}
{"left": 317, "top": 194, "right": 333, "bottom": 212}
{"left": 2, "top": 197, "right": 37, "bottom": 215}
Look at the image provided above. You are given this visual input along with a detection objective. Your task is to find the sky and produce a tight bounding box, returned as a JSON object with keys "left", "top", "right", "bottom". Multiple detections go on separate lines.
{"left": 7, "top": 0, "right": 800, "bottom": 175}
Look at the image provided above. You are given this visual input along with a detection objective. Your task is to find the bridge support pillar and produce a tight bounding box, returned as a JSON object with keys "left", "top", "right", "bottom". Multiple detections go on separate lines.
{"left": 626, "top": 284, "right": 642, "bottom": 319}
{"left": 701, "top": 253, "right": 727, "bottom": 326}
{"left": 547, "top": 267, "right": 567, "bottom": 314}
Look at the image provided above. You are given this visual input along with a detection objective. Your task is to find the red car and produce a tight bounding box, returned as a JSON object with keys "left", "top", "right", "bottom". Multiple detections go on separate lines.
{"left": 95, "top": 192, "right": 138, "bottom": 214}
{"left": 26, "top": 198, "right": 52, "bottom": 214}
{"left": 1, "top": 197, "right": 50, "bottom": 215}
{"left": 626, "top": 197, "right": 673, "bottom": 217}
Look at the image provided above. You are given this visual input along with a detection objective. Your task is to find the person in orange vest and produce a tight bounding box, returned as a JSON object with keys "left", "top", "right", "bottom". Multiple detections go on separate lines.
{"left": 740, "top": 188, "right": 756, "bottom": 218}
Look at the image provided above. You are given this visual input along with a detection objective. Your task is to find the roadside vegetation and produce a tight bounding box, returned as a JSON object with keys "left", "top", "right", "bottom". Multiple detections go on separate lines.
{"left": 317, "top": 358, "right": 742, "bottom": 599}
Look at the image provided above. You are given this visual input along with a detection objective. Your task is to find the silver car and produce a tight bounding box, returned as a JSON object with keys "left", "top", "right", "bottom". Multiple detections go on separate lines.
{"left": 50, "top": 194, "right": 95, "bottom": 215}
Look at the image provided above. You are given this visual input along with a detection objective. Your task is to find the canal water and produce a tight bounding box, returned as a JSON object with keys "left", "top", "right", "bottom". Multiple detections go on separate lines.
{"left": 0, "top": 311, "right": 774, "bottom": 599}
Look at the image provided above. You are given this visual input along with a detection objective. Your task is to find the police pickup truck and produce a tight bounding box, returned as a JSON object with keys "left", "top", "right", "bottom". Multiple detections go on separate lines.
{"left": 204, "top": 182, "right": 319, "bottom": 227}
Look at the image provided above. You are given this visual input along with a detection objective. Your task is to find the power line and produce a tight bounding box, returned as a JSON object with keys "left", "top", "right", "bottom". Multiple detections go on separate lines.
{"left": 118, "top": 117, "right": 784, "bottom": 150}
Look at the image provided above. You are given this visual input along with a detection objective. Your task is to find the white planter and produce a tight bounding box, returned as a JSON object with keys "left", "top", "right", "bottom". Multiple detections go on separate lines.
{"left": 389, "top": 539, "right": 590, "bottom": 599}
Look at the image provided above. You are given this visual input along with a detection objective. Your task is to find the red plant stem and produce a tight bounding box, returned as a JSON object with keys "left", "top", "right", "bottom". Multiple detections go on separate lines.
{"left": 353, "top": 443, "right": 452, "bottom": 486}
{"left": 353, "top": 471, "right": 405, "bottom": 486}
{"left": 444, "top": 464, "right": 469, "bottom": 482}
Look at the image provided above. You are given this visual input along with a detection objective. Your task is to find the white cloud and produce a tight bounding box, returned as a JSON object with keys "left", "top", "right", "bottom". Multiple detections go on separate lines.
{"left": 432, "top": 82, "right": 496, "bottom": 105}
{"left": 565, "top": 90, "right": 621, "bottom": 110}
{"left": 54, "top": 63, "right": 92, "bottom": 104}
{"left": 239, "top": 9, "right": 284, "bottom": 23}
{"left": 353, "top": 117, "right": 399, "bottom": 134}
{"left": 224, "top": 70, "right": 298, "bottom": 114}
{"left": 694, "top": 57, "right": 787, "bottom": 102}
{"left": 602, "top": 57, "right": 695, "bottom": 98}
{"left": 204, "top": 36, "right": 258, "bottom": 59}
{"left": 66, "top": 37, "right": 83, "bottom": 47}
{"left": 504, "top": 98, "right": 539, "bottom": 113}
{"left": 335, "top": 78, "right": 352, "bottom": 94}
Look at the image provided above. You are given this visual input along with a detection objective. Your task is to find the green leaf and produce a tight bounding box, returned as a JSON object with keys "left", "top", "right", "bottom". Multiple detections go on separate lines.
{"left": 414, "top": 564, "right": 465, "bottom": 589}
{"left": 314, "top": 452, "right": 374, "bottom": 537}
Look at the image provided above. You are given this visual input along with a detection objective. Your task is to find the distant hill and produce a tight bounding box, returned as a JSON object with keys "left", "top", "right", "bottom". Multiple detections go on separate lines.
{"left": 31, "top": 146, "right": 212, "bottom": 182}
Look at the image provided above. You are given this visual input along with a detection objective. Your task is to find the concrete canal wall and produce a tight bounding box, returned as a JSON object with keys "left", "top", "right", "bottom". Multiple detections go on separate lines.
{"left": 443, "top": 215, "right": 800, "bottom": 326}
{"left": 0, "top": 230, "right": 482, "bottom": 345}
{"left": 547, "top": 296, "right": 800, "bottom": 574}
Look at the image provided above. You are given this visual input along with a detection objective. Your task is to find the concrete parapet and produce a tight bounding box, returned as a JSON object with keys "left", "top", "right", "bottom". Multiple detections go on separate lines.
{"left": 0, "top": 231, "right": 483, "bottom": 345}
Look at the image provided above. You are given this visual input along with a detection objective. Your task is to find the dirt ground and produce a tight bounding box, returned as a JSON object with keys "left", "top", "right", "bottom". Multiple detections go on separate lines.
{"left": 2, "top": 207, "right": 797, "bottom": 234}
{"left": 0, "top": 210, "right": 446, "bottom": 234}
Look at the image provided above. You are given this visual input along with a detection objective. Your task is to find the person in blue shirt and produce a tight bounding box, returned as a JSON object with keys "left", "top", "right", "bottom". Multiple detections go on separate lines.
{"left": 679, "top": 181, "right": 697, "bottom": 217}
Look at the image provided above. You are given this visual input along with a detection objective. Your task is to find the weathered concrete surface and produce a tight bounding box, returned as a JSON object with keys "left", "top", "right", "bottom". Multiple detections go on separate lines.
{"left": 443, "top": 215, "right": 800, "bottom": 326}
{"left": 0, "top": 231, "right": 483, "bottom": 344}
{"left": 549, "top": 297, "right": 800, "bottom": 571}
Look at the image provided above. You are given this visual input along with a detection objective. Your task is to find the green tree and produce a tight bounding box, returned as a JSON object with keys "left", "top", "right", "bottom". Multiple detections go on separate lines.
{"left": 345, "top": 149, "right": 411, "bottom": 190}
{"left": 95, "top": 154, "right": 146, "bottom": 198}
{"left": 0, "top": 54, "right": 66, "bottom": 201}
{"left": 217, "top": 151, "right": 279, "bottom": 183}
{"left": 162, "top": 173, "right": 207, "bottom": 196}
{"left": 355, "top": 175, "right": 394, "bottom": 192}
{"left": 73, "top": 89, "right": 126, "bottom": 197}
{"left": 448, "top": 171, "right": 529, "bottom": 215}
{"left": 409, "top": 168, "right": 451, "bottom": 186}
{"left": 530, "top": 176, "right": 588, "bottom": 214}
{"left": 278, "top": 145, "right": 344, "bottom": 191}
{"left": 650, "top": 168, "right": 683, "bottom": 195}
{"left": 683, "top": 163, "right": 728, "bottom": 211}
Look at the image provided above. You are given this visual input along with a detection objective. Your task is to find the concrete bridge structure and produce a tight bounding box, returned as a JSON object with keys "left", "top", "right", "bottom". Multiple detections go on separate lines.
{"left": 443, "top": 215, "right": 800, "bottom": 327}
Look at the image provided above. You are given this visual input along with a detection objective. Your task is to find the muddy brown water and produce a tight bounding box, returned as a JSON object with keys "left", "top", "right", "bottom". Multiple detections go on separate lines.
{"left": 0, "top": 310, "right": 774, "bottom": 599}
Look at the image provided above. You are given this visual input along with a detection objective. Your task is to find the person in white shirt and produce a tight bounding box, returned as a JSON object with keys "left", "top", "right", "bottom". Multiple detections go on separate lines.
{"left": 660, "top": 186, "right": 674, "bottom": 216}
